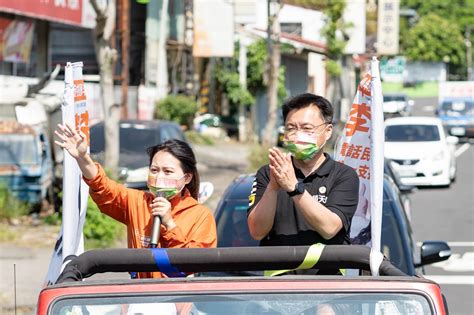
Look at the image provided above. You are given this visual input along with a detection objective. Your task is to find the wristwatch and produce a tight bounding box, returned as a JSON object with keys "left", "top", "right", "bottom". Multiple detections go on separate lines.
{"left": 288, "top": 181, "right": 305, "bottom": 197}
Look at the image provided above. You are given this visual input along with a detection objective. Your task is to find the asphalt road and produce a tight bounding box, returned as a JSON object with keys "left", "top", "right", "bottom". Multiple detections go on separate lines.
{"left": 409, "top": 97, "right": 474, "bottom": 314}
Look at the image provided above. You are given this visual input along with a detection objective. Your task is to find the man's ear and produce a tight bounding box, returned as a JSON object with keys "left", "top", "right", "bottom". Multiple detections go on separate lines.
{"left": 325, "top": 124, "right": 334, "bottom": 141}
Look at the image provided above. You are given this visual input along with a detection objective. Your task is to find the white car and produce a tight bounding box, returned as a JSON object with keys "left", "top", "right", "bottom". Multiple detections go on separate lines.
{"left": 383, "top": 93, "right": 414, "bottom": 116}
{"left": 384, "top": 117, "right": 458, "bottom": 187}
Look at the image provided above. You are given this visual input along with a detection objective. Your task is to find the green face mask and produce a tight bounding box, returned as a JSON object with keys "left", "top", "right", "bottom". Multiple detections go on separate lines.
{"left": 283, "top": 131, "right": 325, "bottom": 161}
{"left": 148, "top": 186, "right": 179, "bottom": 199}
{"left": 284, "top": 141, "right": 322, "bottom": 161}
{"left": 147, "top": 174, "right": 186, "bottom": 200}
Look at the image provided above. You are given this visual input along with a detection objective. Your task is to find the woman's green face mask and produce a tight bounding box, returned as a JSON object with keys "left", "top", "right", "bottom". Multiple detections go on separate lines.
{"left": 147, "top": 174, "right": 186, "bottom": 199}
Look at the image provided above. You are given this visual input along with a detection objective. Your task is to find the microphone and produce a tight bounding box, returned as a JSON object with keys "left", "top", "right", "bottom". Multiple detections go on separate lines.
{"left": 150, "top": 191, "right": 165, "bottom": 248}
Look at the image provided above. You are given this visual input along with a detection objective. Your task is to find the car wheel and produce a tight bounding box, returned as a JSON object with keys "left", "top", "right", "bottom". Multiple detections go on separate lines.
{"left": 450, "top": 169, "right": 457, "bottom": 183}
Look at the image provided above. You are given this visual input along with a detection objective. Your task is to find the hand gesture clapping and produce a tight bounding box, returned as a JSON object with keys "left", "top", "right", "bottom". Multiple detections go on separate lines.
{"left": 269, "top": 147, "right": 297, "bottom": 192}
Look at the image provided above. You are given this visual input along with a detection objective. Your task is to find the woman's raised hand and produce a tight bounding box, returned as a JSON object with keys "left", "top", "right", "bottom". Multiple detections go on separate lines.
{"left": 54, "top": 123, "right": 88, "bottom": 160}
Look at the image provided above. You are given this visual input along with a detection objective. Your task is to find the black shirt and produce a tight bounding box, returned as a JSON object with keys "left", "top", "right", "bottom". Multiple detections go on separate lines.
{"left": 248, "top": 153, "right": 359, "bottom": 247}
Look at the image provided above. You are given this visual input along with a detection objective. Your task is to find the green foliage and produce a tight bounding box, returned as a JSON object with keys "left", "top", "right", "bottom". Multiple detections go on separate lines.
{"left": 326, "top": 60, "right": 342, "bottom": 76}
{"left": 400, "top": 0, "right": 473, "bottom": 78}
{"left": 155, "top": 95, "right": 199, "bottom": 128}
{"left": 401, "top": 0, "right": 474, "bottom": 30}
{"left": 83, "top": 197, "right": 125, "bottom": 249}
{"left": 184, "top": 130, "right": 215, "bottom": 145}
{"left": 403, "top": 14, "right": 465, "bottom": 65}
{"left": 288, "top": 1, "right": 357, "bottom": 77}
{"left": 0, "top": 183, "right": 29, "bottom": 220}
{"left": 247, "top": 39, "right": 268, "bottom": 95}
{"left": 42, "top": 212, "right": 61, "bottom": 226}
{"left": 320, "top": 1, "right": 347, "bottom": 56}
{"left": 215, "top": 65, "right": 255, "bottom": 107}
{"left": 246, "top": 39, "right": 288, "bottom": 102}
{"left": 382, "top": 82, "right": 438, "bottom": 98}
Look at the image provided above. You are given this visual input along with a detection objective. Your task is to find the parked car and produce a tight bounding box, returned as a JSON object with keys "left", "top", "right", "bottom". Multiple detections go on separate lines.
{"left": 37, "top": 246, "right": 449, "bottom": 315}
{"left": 384, "top": 117, "right": 458, "bottom": 187}
{"left": 193, "top": 113, "right": 239, "bottom": 139}
{"left": 0, "top": 121, "right": 54, "bottom": 211}
{"left": 383, "top": 93, "right": 414, "bottom": 117}
{"left": 89, "top": 119, "right": 187, "bottom": 189}
{"left": 213, "top": 173, "right": 450, "bottom": 276}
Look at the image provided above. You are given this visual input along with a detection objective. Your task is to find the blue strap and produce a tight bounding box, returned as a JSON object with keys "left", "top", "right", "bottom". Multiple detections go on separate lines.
{"left": 151, "top": 248, "right": 186, "bottom": 277}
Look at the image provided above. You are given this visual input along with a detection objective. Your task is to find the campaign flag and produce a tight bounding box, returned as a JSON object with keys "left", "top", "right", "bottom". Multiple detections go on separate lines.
{"left": 335, "top": 57, "right": 384, "bottom": 253}
{"left": 44, "top": 62, "right": 90, "bottom": 286}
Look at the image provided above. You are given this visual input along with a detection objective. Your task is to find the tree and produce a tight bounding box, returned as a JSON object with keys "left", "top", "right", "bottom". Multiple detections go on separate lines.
{"left": 403, "top": 13, "right": 465, "bottom": 66}
{"left": 400, "top": 0, "right": 474, "bottom": 79}
{"left": 262, "top": 0, "right": 283, "bottom": 147}
{"left": 282, "top": 1, "right": 349, "bottom": 119}
{"left": 90, "top": 0, "right": 119, "bottom": 174}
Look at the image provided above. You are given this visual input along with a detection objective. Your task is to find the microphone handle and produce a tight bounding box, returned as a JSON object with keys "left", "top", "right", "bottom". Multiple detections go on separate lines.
{"left": 150, "top": 191, "right": 165, "bottom": 248}
{"left": 150, "top": 215, "right": 161, "bottom": 248}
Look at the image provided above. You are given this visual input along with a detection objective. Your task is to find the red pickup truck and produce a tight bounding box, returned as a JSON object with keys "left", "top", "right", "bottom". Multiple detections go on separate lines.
{"left": 37, "top": 245, "right": 449, "bottom": 315}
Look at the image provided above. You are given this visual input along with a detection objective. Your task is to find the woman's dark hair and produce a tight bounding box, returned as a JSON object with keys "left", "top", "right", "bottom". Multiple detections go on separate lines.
{"left": 146, "top": 139, "right": 200, "bottom": 200}
{"left": 282, "top": 93, "right": 334, "bottom": 123}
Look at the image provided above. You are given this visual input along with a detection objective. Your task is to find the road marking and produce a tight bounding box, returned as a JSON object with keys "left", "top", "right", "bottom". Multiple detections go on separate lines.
{"left": 417, "top": 241, "right": 474, "bottom": 247}
{"left": 424, "top": 275, "right": 474, "bottom": 285}
{"left": 431, "top": 253, "right": 474, "bottom": 272}
{"left": 455, "top": 143, "right": 470, "bottom": 158}
{"left": 422, "top": 105, "right": 435, "bottom": 112}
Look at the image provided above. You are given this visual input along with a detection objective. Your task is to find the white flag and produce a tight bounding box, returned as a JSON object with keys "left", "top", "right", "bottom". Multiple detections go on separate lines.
{"left": 335, "top": 57, "right": 384, "bottom": 253}
{"left": 44, "top": 62, "right": 90, "bottom": 286}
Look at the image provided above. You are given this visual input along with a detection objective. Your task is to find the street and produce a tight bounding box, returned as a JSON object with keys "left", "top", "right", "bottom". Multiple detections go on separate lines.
{"left": 411, "top": 142, "right": 474, "bottom": 315}
{"left": 409, "top": 98, "right": 474, "bottom": 314}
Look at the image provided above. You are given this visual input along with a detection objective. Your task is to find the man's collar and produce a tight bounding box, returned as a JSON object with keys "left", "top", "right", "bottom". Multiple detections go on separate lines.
{"left": 314, "top": 153, "right": 333, "bottom": 176}
{"left": 293, "top": 153, "right": 333, "bottom": 178}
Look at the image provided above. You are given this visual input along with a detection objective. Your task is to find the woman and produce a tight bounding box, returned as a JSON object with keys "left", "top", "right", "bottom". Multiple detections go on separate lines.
{"left": 54, "top": 123, "right": 217, "bottom": 278}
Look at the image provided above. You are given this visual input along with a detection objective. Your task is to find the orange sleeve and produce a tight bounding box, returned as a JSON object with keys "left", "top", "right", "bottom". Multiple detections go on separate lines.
{"left": 161, "top": 206, "right": 217, "bottom": 249}
{"left": 82, "top": 163, "right": 132, "bottom": 224}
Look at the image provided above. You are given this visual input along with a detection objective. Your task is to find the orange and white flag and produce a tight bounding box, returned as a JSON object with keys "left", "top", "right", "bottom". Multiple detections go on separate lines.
{"left": 44, "top": 62, "right": 90, "bottom": 286}
{"left": 335, "top": 57, "right": 384, "bottom": 254}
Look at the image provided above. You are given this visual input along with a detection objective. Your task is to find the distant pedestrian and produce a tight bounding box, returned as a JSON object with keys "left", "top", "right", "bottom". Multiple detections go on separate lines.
{"left": 55, "top": 124, "right": 217, "bottom": 278}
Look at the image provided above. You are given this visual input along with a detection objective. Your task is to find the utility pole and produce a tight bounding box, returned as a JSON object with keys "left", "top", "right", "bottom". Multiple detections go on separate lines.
{"left": 238, "top": 34, "right": 249, "bottom": 142}
{"left": 466, "top": 27, "right": 472, "bottom": 81}
{"left": 156, "top": 0, "right": 169, "bottom": 99}
{"left": 120, "top": 0, "right": 130, "bottom": 118}
{"left": 90, "top": 0, "right": 119, "bottom": 175}
{"left": 263, "top": 0, "right": 281, "bottom": 147}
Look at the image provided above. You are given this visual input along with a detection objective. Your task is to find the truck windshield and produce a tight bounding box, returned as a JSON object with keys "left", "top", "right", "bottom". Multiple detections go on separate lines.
{"left": 51, "top": 292, "right": 433, "bottom": 315}
{"left": 0, "top": 134, "right": 39, "bottom": 165}
{"left": 439, "top": 101, "right": 474, "bottom": 117}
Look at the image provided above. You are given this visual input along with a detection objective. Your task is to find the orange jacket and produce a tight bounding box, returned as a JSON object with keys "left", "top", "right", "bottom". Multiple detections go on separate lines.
{"left": 83, "top": 163, "right": 217, "bottom": 278}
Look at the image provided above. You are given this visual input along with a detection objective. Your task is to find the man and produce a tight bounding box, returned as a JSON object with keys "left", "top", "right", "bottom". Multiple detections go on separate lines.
{"left": 247, "top": 94, "right": 359, "bottom": 273}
